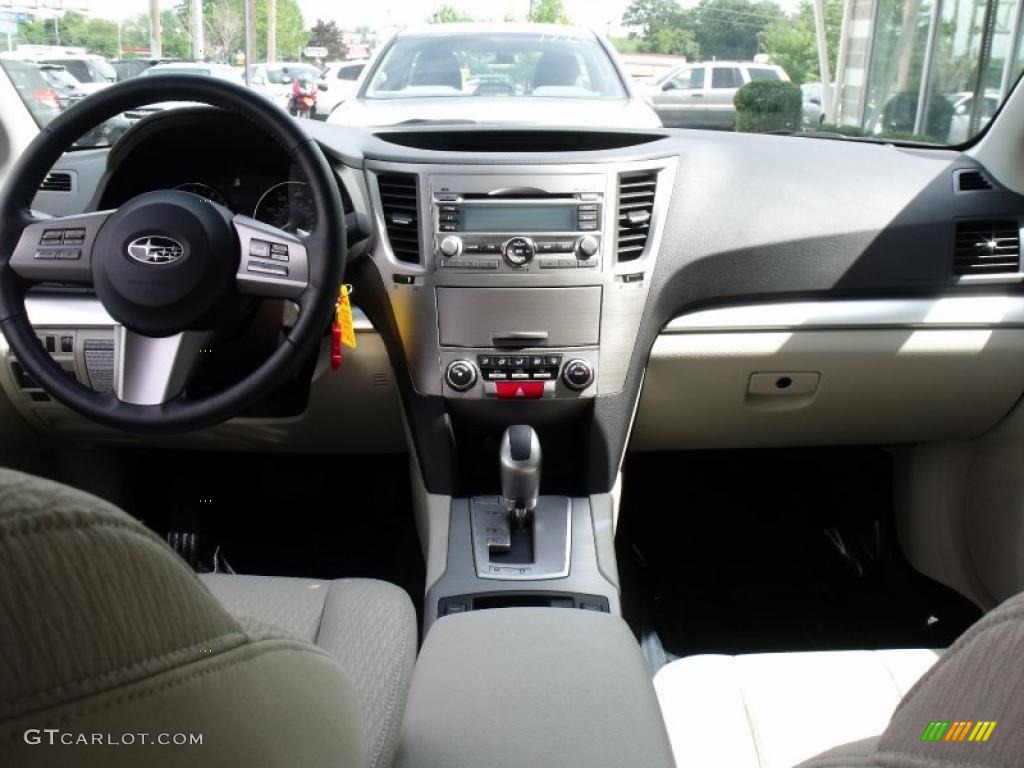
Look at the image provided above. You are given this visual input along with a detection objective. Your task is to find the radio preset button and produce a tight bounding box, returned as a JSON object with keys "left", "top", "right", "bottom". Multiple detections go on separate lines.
{"left": 503, "top": 237, "right": 535, "bottom": 267}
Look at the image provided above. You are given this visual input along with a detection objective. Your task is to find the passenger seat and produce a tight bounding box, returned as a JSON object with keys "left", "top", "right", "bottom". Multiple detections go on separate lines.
{"left": 654, "top": 591, "right": 1024, "bottom": 767}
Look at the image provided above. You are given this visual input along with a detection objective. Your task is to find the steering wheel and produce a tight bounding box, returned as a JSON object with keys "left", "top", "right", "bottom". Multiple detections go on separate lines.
{"left": 0, "top": 76, "right": 345, "bottom": 433}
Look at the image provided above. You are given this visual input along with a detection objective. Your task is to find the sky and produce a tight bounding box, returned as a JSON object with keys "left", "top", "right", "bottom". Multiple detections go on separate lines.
{"left": 71, "top": 0, "right": 639, "bottom": 30}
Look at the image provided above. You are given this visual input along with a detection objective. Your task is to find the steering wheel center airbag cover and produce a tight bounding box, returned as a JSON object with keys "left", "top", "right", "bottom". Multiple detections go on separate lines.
{"left": 91, "top": 189, "right": 237, "bottom": 335}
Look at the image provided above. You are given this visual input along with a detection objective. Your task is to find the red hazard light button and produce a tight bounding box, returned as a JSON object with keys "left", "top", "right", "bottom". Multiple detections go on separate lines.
{"left": 495, "top": 381, "right": 545, "bottom": 399}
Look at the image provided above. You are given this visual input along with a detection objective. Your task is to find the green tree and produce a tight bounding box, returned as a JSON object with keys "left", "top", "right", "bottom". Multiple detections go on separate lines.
{"left": 307, "top": 18, "right": 346, "bottom": 59}
{"left": 427, "top": 5, "right": 472, "bottom": 23}
{"left": 623, "top": 0, "right": 685, "bottom": 38}
{"left": 622, "top": 0, "right": 699, "bottom": 57}
{"left": 161, "top": 8, "right": 192, "bottom": 59}
{"left": 763, "top": 0, "right": 842, "bottom": 84}
{"left": 528, "top": 0, "right": 571, "bottom": 24}
{"left": 691, "top": 0, "right": 783, "bottom": 61}
{"left": 256, "top": 0, "right": 306, "bottom": 60}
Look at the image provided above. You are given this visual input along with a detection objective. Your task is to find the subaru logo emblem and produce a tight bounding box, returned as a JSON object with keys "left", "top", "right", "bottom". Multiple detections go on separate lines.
{"left": 127, "top": 235, "right": 184, "bottom": 264}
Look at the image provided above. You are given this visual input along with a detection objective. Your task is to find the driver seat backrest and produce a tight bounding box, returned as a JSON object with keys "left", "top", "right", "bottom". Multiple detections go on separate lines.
{"left": 532, "top": 51, "right": 581, "bottom": 90}
{"left": 0, "top": 467, "right": 366, "bottom": 767}
{"left": 409, "top": 50, "right": 462, "bottom": 90}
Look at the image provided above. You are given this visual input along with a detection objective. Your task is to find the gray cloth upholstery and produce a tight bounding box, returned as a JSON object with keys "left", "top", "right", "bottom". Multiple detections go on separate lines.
{"left": 654, "top": 649, "right": 940, "bottom": 768}
{"left": 0, "top": 467, "right": 366, "bottom": 767}
{"left": 394, "top": 608, "right": 676, "bottom": 768}
{"left": 201, "top": 573, "right": 417, "bottom": 768}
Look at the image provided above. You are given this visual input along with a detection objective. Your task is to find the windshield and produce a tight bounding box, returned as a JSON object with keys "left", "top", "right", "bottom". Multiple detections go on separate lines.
{"left": 266, "top": 65, "right": 320, "bottom": 83}
{"left": 364, "top": 31, "right": 626, "bottom": 101}
{"left": 1, "top": 1, "right": 1022, "bottom": 148}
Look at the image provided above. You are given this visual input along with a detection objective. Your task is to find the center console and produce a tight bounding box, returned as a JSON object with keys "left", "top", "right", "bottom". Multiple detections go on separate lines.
{"left": 394, "top": 608, "right": 675, "bottom": 768}
{"left": 363, "top": 156, "right": 676, "bottom": 628}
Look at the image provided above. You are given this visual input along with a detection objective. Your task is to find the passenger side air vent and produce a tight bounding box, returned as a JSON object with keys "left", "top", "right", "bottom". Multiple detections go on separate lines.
{"left": 39, "top": 171, "right": 73, "bottom": 193}
{"left": 616, "top": 172, "right": 657, "bottom": 261}
{"left": 377, "top": 172, "right": 420, "bottom": 263}
{"left": 954, "top": 220, "right": 1020, "bottom": 276}
{"left": 956, "top": 169, "right": 994, "bottom": 192}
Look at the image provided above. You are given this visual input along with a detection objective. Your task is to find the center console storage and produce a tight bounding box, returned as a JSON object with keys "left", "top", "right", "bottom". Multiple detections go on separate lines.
{"left": 394, "top": 608, "right": 675, "bottom": 768}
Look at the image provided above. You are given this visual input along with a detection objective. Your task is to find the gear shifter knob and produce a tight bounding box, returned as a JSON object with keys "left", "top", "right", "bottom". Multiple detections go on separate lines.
{"left": 500, "top": 425, "right": 541, "bottom": 516}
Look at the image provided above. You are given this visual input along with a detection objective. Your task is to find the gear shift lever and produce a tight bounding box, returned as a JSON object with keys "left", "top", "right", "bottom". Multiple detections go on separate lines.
{"left": 500, "top": 425, "right": 541, "bottom": 527}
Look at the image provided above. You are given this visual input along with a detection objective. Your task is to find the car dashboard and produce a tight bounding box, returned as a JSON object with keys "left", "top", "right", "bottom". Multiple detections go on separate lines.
{"left": 4, "top": 111, "right": 1024, "bottom": 498}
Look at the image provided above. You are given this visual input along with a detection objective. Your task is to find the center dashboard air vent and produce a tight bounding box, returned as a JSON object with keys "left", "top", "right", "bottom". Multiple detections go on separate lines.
{"left": 954, "top": 220, "right": 1021, "bottom": 277}
{"left": 376, "top": 172, "right": 420, "bottom": 263}
{"left": 616, "top": 172, "right": 657, "bottom": 262}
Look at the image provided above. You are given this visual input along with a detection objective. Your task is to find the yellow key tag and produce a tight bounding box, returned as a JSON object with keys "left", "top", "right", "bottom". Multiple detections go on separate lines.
{"left": 336, "top": 284, "right": 357, "bottom": 349}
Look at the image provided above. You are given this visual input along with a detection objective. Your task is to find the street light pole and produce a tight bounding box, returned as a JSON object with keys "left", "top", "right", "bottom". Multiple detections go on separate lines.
{"left": 148, "top": 0, "right": 161, "bottom": 58}
{"left": 192, "top": 0, "right": 204, "bottom": 61}
{"left": 267, "top": 0, "right": 276, "bottom": 62}
{"left": 812, "top": 0, "right": 832, "bottom": 121}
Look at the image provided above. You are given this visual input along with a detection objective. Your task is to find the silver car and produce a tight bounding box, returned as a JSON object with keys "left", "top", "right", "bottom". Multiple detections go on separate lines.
{"left": 328, "top": 23, "right": 660, "bottom": 129}
{"left": 646, "top": 60, "right": 790, "bottom": 130}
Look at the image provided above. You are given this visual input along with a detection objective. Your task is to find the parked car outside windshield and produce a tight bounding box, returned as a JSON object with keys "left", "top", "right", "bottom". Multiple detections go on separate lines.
{"left": 330, "top": 24, "right": 660, "bottom": 129}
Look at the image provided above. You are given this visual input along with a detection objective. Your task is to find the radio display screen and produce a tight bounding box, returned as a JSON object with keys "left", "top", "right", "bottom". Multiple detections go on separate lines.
{"left": 460, "top": 204, "right": 577, "bottom": 233}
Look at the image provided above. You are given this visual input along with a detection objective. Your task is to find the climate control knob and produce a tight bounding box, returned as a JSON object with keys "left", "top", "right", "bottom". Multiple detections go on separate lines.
{"left": 445, "top": 359, "right": 478, "bottom": 392}
{"left": 562, "top": 359, "right": 594, "bottom": 391}
{"left": 503, "top": 237, "right": 535, "bottom": 267}
{"left": 576, "top": 235, "right": 599, "bottom": 259}
{"left": 439, "top": 235, "right": 463, "bottom": 257}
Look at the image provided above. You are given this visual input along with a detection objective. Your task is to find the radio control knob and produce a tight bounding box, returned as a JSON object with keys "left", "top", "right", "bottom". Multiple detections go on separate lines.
{"left": 503, "top": 237, "right": 535, "bottom": 267}
{"left": 439, "top": 235, "right": 463, "bottom": 258}
{"left": 445, "top": 359, "right": 477, "bottom": 392}
{"left": 562, "top": 359, "right": 594, "bottom": 391}
{"left": 577, "top": 235, "right": 599, "bottom": 259}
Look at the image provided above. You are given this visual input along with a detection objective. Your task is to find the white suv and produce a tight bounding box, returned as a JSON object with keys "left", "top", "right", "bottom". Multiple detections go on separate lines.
{"left": 645, "top": 61, "right": 790, "bottom": 129}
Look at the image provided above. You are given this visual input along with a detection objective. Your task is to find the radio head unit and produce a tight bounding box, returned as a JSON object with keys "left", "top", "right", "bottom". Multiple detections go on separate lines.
{"left": 430, "top": 173, "right": 606, "bottom": 273}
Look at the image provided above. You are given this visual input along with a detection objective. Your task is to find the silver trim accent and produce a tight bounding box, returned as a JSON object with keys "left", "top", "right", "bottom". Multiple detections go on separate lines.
{"left": 113, "top": 327, "right": 211, "bottom": 406}
{"left": 233, "top": 214, "right": 310, "bottom": 299}
{"left": 24, "top": 295, "right": 374, "bottom": 331}
{"left": 470, "top": 496, "right": 572, "bottom": 581}
{"left": 664, "top": 296, "right": 1024, "bottom": 333}
{"left": 126, "top": 235, "right": 184, "bottom": 265}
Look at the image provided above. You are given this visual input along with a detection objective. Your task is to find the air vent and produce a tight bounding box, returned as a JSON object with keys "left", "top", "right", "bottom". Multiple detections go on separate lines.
{"left": 616, "top": 172, "right": 657, "bottom": 261}
{"left": 377, "top": 172, "right": 420, "bottom": 263}
{"left": 954, "top": 220, "right": 1020, "bottom": 276}
{"left": 956, "top": 169, "right": 994, "bottom": 192}
{"left": 39, "top": 171, "right": 73, "bottom": 193}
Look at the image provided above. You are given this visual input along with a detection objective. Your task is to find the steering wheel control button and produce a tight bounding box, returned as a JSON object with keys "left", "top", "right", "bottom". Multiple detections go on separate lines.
{"left": 562, "top": 359, "right": 595, "bottom": 391}
{"left": 58, "top": 249, "right": 81, "bottom": 261}
{"left": 495, "top": 381, "right": 545, "bottom": 400}
{"left": 503, "top": 237, "right": 535, "bottom": 267}
{"left": 445, "top": 360, "right": 478, "bottom": 392}
{"left": 247, "top": 261, "right": 288, "bottom": 276}
{"left": 249, "top": 239, "right": 270, "bottom": 258}
{"left": 269, "top": 243, "right": 289, "bottom": 262}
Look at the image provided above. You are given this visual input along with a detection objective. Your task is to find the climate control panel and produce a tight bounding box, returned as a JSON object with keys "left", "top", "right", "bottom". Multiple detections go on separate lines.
{"left": 442, "top": 350, "right": 598, "bottom": 400}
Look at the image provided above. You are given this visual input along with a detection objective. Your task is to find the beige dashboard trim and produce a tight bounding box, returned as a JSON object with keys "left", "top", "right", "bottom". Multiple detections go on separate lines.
{"left": 24, "top": 295, "right": 375, "bottom": 331}
{"left": 664, "top": 296, "right": 1024, "bottom": 333}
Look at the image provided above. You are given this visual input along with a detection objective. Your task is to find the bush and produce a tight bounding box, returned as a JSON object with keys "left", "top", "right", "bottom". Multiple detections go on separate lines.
{"left": 734, "top": 80, "right": 803, "bottom": 133}
{"left": 819, "top": 124, "right": 866, "bottom": 137}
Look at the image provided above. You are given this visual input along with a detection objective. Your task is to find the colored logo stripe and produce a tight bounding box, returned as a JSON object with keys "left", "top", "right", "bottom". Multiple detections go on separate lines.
{"left": 921, "top": 721, "right": 996, "bottom": 742}
{"left": 969, "top": 722, "right": 997, "bottom": 742}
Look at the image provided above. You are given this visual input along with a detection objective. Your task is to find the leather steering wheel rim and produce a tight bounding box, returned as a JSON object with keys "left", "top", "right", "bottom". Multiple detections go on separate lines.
{"left": 0, "top": 75, "right": 345, "bottom": 434}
